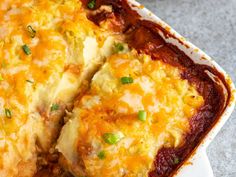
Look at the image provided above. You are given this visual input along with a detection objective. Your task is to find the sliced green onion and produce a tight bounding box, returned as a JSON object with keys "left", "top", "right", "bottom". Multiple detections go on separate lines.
{"left": 50, "top": 103, "right": 59, "bottom": 111}
{"left": 97, "top": 151, "right": 106, "bottom": 159}
{"left": 173, "top": 157, "right": 179, "bottom": 165}
{"left": 26, "top": 80, "right": 34, "bottom": 84}
{"left": 138, "top": 110, "right": 147, "bottom": 121}
{"left": 1, "top": 61, "right": 7, "bottom": 68}
{"left": 5, "top": 108, "right": 12, "bottom": 118}
{"left": 87, "top": 0, "right": 96, "bottom": 9}
{"left": 27, "top": 25, "right": 36, "bottom": 38}
{"left": 22, "top": 45, "right": 31, "bottom": 55}
{"left": 0, "top": 74, "right": 3, "bottom": 81}
{"left": 114, "top": 43, "right": 124, "bottom": 53}
{"left": 120, "top": 76, "right": 133, "bottom": 85}
{"left": 102, "top": 132, "right": 124, "bottom": 145}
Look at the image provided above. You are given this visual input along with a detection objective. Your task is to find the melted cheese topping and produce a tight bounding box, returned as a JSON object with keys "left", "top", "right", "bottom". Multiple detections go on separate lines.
{"left": 57, "top": 51, "right": 204, "bottom": 177}
{"left": 0, "top": 0, "right": 205, "bottom": 176}
{"left": 0, "top": 0, "right": 118, "bottom": 176}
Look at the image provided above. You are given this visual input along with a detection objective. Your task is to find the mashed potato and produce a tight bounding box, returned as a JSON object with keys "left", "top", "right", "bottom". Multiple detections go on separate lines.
{"left": 0, "top": 0, "right": 117, "bottom": 176}
{"left": 0, "top": 0, "right": 205, "bottom": 176}
{"left": 57, "top": 51, "right": 204, "bottom": 177}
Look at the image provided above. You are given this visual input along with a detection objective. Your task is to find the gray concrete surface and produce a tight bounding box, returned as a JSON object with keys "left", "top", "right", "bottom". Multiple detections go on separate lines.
{"left": 141, "top": 0, "right": 236, "bottom": 177}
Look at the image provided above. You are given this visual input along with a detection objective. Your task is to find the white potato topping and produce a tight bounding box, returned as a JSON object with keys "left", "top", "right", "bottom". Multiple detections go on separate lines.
{"left": 57, "top": 51, "right": 204, "bottom": 177}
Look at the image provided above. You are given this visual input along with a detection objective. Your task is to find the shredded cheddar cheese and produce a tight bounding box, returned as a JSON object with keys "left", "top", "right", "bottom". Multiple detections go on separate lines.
{"left": 0, "top": 0, "right": 118, "bottom": 176}
{"left": 0, "top": 0, "right": 206, "bottom": 176}
{"left": 57, "top": 51, "right": 204, "bottom": 177}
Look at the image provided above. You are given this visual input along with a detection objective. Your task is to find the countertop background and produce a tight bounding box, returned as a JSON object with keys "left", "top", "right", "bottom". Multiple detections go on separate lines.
{"left": 141, "top": 0, "right": 236, "bottom": 177}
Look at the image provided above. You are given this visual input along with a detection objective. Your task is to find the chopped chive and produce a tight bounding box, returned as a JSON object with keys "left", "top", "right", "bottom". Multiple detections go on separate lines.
{"left": 114, "top": 43, "right": 124, "bottom": 53}
{"left": 173, "top": 157, "right": 179, "bottom": 165}
{"left": 50, "top": 103, "right": 59, "bottom": 111}
{"left": 97, "top": 151, "right": 106, "bottom": 159}
{"left": 87, "top": 0, "right": 96, "bottom": 9}
{"left": 5, "top": 108, "right": 12, "bottom": 118}
{"left": 26, "top": 80, "right": 34, "bottom": 84}
{"left": 22, "top": 45, "right": 31, "bottom": 55}
{"left": 1, "top": 61, "right": 6, "bottom": 68}
{"left": 102, "top": 132, "right": 124, "bottom": 145}
{"left": 27, "top": 25, "right": 36, "bottom": 38}
{"left": 138, "top": 110, "right": 147, "bottom": 121}
{"left": 0, "top": 74, "right": 3, "bottom": 81}
{"left": 120, "top": 76, "right": 133, "bottom": 85}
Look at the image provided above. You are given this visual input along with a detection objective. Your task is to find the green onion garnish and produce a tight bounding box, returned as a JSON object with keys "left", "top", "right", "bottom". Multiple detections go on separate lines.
{"left": 22, "top": 45, "right": 31, "bottom": 55}
{"left": 97, "top": 151, "right": 106, "bottom": 159}
{"left": 1, "top": 61, "right": 6, "bottom": 68}
{"left": 27, "top": 25, "right": 36, "bottom": 38}
{"left": 26, "top": 80, "right": 34, "bottom": 84}
{"left": 50, "top": 103, "right": 59, "bottom": 111}
{"left": 5, "top": 108, "right": 12, "bottom": 118}
{"left": 138, "top": 110, "right": 147, "bottom": 121}
{"left": 102, "top": 132, "right": 124, "bottom": 145}
{"left": 173, "top": 157, "right": 179, "bottom": 165}
{"left": 120, "top": 76, "right": 133, "bottom": 85}
{"left": 87, "top": 0, "right": 96, "bottom": 9}
{"left": 0, "top": 74, "right": 3, "bottom": 81}
{"left": 114, "top": 43, "right": 124, "bottom": 53}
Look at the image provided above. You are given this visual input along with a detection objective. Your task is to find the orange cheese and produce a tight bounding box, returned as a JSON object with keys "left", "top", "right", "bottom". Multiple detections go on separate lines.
{"left": 0, "top": 0, "right": 118, "bottom": 176}
{"left": 57, "top": 51, "right": 204, "bottom": 177}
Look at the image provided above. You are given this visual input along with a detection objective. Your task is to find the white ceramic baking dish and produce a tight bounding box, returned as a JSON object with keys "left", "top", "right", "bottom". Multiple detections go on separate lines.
{"left": 127, "top": 0, "right": 236, "bottom": 176}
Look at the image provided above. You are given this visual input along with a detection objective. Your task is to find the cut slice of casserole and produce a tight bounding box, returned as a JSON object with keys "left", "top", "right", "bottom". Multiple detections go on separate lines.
{"left": 0, "top": 0, "right": 119, "bottom": 176}
{"left": 56, "top": 50, "right": 204, "bottom": 177}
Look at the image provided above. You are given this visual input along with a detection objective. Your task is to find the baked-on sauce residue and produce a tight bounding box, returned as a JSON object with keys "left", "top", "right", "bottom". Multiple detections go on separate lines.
{"left": 80, "top": 0, "right": 231, "bottom": 176}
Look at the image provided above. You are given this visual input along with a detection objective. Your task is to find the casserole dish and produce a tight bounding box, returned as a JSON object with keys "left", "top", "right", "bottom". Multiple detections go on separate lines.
{"left": 55, "top": 0, "right": 235, "bottom": 176}
{"left": 126, "top": 0, "right": 236, "bottom": 177}
{"left": 54, "top": 0, "right": 235, "bottom": 177}
{"left": 0, "top": 0, "right": 234, "bottom": 176}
